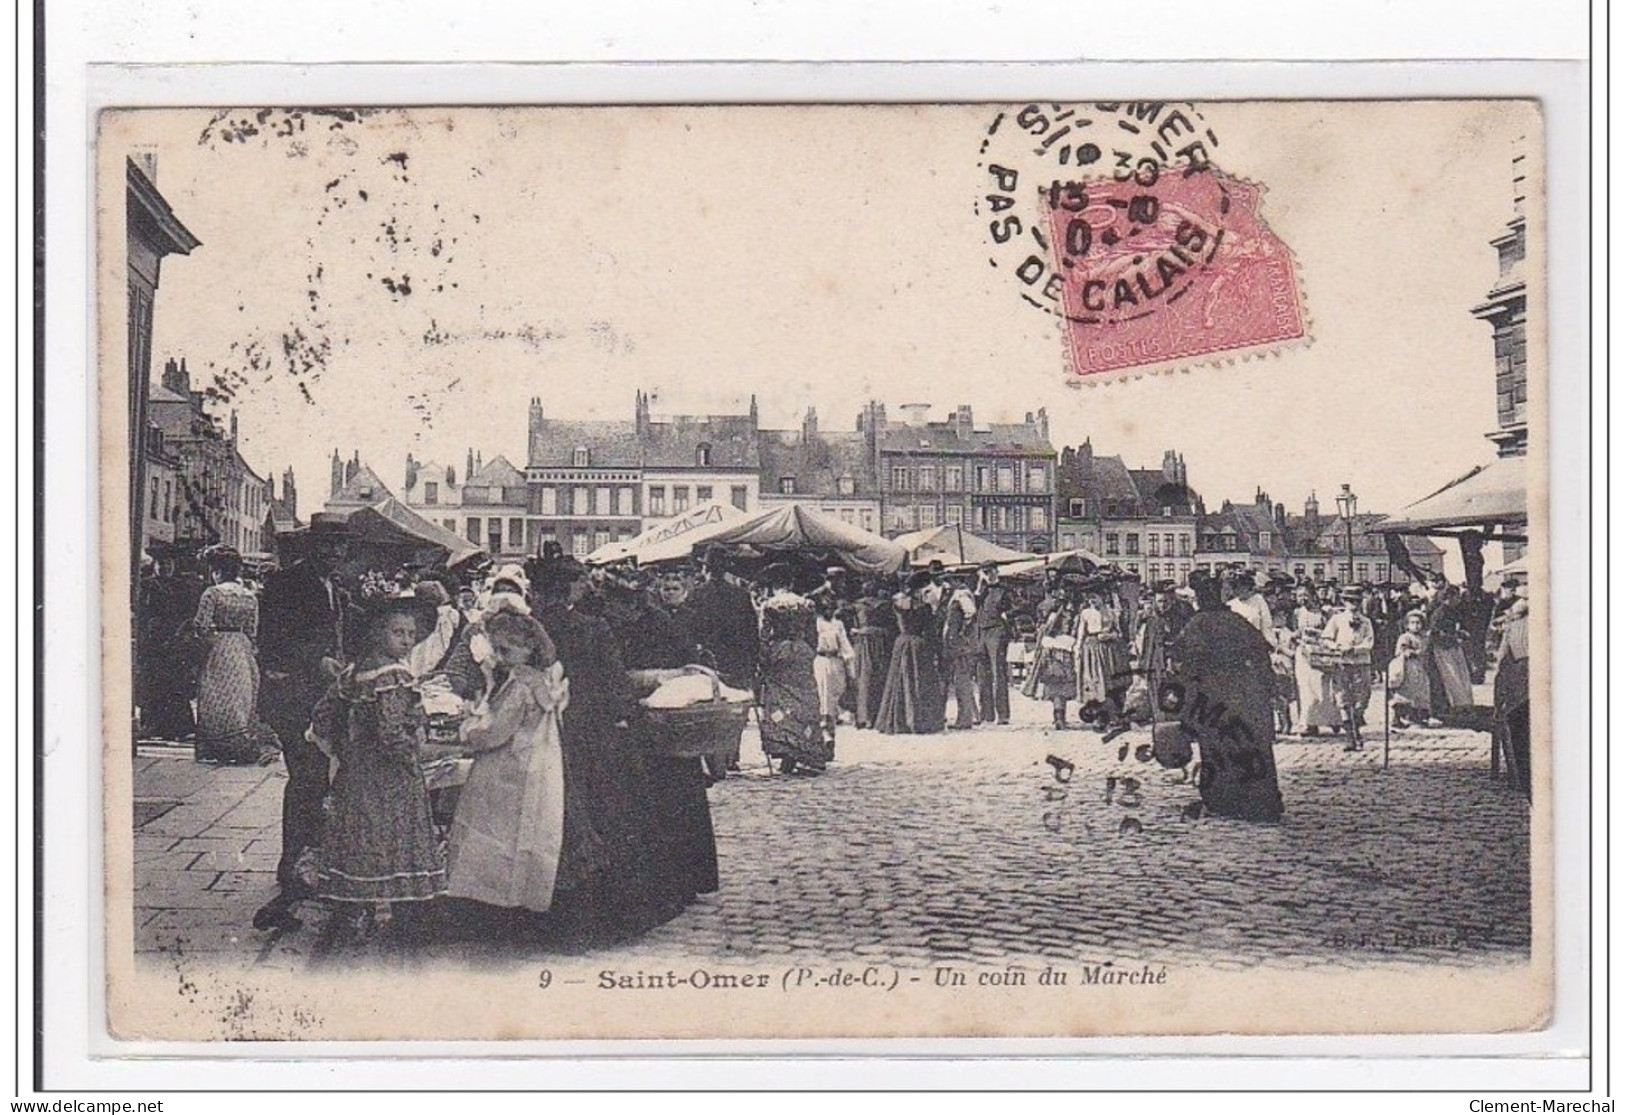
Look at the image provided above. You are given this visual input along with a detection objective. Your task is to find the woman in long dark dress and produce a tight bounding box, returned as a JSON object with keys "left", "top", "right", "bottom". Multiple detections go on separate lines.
{"left": 1163, "top": 572, "right": 1284, "bottom": 822}
{"left": 875, "top": 572, "right": 945, "bottom": 735}
{"left": 848, "top": 581, "right": 894, "bottom": 730}
{"left": 593, "top": 571, "right": 721, "bottom": 925}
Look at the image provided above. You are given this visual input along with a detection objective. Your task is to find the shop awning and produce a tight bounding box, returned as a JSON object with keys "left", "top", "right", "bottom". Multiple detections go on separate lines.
{"left": 890, "top": 524, "right": 1035, "bottom": 568}
{"left": 1372, "top": 455, "right": 1528, "bottom": 540}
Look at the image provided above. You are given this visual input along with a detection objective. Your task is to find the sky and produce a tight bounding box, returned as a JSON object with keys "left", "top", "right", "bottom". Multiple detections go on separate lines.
{"left": 110, "top": 100, "right": 1538, "bottom": 520}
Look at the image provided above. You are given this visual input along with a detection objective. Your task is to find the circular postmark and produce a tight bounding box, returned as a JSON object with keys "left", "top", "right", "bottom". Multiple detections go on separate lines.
{"left": 976, "top": 102, "right": 1307, "bottom": 381}
{"left": 978, "top": 101, "right": 1224, "bottom": 320}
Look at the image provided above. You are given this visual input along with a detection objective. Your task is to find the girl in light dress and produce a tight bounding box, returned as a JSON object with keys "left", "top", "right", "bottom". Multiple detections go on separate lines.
{"left": 446, "top": 610, "right": 572, "bottom": 916}
{"left": 1388, "top": 610, "right": 1436, "bottom": 728}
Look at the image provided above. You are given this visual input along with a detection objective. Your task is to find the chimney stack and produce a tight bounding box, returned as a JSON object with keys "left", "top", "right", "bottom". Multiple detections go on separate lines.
{"left": 802, "top": 406, "right": 818, "bottom": 442}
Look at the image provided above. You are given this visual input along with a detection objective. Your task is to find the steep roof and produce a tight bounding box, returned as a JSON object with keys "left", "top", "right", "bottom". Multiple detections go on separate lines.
{"left": 758, "top": 429, "right": 871, "bottom": 496}
{"left": 528, "top": 419, "right": 641, "bottom": 468}
{"left": 329, "top": 463, "right": 394, "bottom": 505}
{"left": 1199, "top": 503, "right": 1291, "bottom": 559}
{"left": 643, "top": 415, "right": 760, "bottom": 469}
{"left": 470, "top": 453, "right": 524, "bottom": 487}
{"left": 1087, "top": 455, "right": 1143, "bottom": 505}
{"left": 877, "top": 421, "right": 1050, "bottom": 455}
{"left": 1128, "top": 468, "right": 1195, "bottom": 512}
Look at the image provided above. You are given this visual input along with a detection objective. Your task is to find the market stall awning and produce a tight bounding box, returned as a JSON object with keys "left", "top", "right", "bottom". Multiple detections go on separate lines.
{"left": 690, "top": 503, "right": 907, "bottom": 575}
{"left": 1373, "top": 456, "right": 1528, "bottom": 539}
{"left": 328, "top": 495, "right": 485, "bottom": 567}
{"left": 585, "top": 499, "right": 747, "bottom": 565}
{"left": 999, "top": 547, "right": 1110, "bottom": 580}
{"left": 890, "top": 524, "right": 1035, "bottom": 567}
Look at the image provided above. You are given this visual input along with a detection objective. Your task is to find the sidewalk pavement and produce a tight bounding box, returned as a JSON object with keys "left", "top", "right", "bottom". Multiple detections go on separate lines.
{"left": 131, "top": 690, "right": 1530, "bottom": 974}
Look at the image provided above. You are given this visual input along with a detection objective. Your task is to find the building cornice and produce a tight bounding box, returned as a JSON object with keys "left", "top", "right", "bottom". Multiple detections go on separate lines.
{"left": 126, "top": 159, "right": 201, "bottom": 256}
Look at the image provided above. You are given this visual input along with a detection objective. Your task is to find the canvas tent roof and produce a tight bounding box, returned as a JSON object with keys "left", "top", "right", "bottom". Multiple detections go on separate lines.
{"left": 1373, "top": 456, "right": 1527, "bottom": 538}
{"left": 1000, "top": 547, "right": 1110, "bottom": 580}
{"left": 326, "top": 495, "right": 484, "bottom": 567}
{"left": 642, "top": 502, "right": 906, "bottom": 574}
{"left": 890, "top": 524, "right": 1034, "bottom": 567}
{"left": 585, "top": 499, "right": 747, "bottom": 565}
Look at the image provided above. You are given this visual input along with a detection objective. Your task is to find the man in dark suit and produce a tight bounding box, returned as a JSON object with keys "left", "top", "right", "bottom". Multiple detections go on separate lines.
{"left": 252, "top": 514, "right": 352, "bottom": 932}
{"left": 685, "top": 545, "right": 759, "bottom": 782}
{"left": 973, "top": 562, "right": 1013, "bottom": 725}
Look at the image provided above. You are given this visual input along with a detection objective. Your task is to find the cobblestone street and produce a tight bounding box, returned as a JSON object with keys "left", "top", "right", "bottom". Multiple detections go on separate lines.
{"left": 130, "top": 688, "right": 1531, "bottom": 977}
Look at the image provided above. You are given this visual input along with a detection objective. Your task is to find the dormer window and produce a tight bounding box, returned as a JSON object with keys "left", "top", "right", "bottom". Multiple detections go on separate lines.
{"left": 573, "top": 447, "right": 589, "bottom": 467}
{"left": 696, "top": 443, "right": 712, "bottom": 467}
{"left": 780, "top": 477, "right": 797, "bottom": 495}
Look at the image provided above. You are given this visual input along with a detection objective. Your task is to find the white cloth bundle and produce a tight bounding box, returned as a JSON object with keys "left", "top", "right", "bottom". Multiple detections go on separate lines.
{"left": 642, "top": 671, "right": 754, "bottom": 709}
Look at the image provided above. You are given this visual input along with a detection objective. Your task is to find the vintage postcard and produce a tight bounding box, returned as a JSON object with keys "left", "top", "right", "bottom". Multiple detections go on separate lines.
{"left": 100, "top": 100, "right": 1550, "bottom": 1041}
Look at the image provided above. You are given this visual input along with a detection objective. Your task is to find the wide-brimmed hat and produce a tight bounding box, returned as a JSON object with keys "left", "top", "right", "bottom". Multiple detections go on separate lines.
{"left": 906, "top": 570, "right": 934, "bottom": 591}
{"left": 1340, "top": 584, "right": 1365, "bottom": 602}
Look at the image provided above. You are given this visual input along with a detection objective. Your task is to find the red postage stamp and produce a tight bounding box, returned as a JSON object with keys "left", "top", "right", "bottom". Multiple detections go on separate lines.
{"left": 1043, "top": 169, "right": 1307, "bottom": 381}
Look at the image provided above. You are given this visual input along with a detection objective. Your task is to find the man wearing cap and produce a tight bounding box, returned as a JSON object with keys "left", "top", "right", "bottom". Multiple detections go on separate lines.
{"left": 1321, "top": 585, "right": 1376, "bottom": 751}
{"left": 973, "top": 563, "right": 1013, "bottom": 725}
{"left": 685, "top": 545, "right": 759, "bottom": 780}
{"left": 253, "top": 513, "right": 353, "bottom": 932}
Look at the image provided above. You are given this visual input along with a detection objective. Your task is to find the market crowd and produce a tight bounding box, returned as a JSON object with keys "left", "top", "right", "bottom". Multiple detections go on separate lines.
{"left": 133, "top": 521, "right": 1533, "bottom": 950}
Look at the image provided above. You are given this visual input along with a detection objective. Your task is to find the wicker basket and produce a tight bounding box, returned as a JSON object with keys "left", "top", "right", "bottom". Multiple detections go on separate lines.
{"left": 640, "top": 700, "right": 750, "bottom": 759}
{"left": 1307, "top": 645, "right": 1369, "bottom": 672}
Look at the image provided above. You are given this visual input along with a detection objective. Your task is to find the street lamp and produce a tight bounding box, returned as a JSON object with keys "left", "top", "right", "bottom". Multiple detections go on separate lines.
{"left": 1335, "top": 483, "right": 1358, "bottom": 584}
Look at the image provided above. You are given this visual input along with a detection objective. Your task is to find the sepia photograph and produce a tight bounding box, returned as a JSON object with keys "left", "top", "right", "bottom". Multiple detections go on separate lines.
{"left": 100, "top": 100, "right": 1549, "bottom": 1041}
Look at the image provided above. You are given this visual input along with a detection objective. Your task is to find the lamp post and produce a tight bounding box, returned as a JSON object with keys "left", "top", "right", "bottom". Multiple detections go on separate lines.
{"left": 1335, "top": 483, "right": 1358, "bottom": 584}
